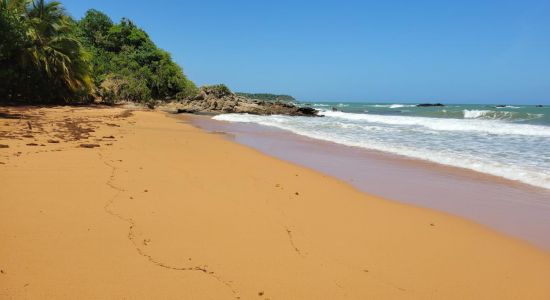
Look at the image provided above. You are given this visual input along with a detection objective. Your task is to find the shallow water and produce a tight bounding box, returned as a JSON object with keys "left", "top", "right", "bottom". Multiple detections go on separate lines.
{"left": 214, "top": 103, "right": 550, "bottom": 190}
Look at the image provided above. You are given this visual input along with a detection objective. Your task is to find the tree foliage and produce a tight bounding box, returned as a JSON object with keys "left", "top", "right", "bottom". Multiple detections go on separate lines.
{"left": 0, "top": 0, "right": 197, "bottom": 104}
{"left": 76, "top": 10, "right": 197, "bottom": 104}
{"left": 1, "top": 0, "right": 92, "bottom": 102}
{"left": 200, "top": 84, "right": 232, "bottom": 98}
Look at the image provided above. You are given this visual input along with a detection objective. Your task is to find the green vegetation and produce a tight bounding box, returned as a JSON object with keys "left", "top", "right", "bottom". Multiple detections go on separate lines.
{"left": 76, "top": 9, "right": 197, "bottom": 104}
{"left": 199, "top": 84, "right": 232, "bottom": 98}
{"left": 236, "top": 93, "right": 295, "bottom": 102}
{"left": 1, "top": 0, "right": 93, "bottom": 102}
{"left": 1, "top": 0, "right": 196, "bottom": 104}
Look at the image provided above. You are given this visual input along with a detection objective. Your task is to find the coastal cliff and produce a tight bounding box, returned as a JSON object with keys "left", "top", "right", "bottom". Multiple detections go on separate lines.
{"left": 160, "top": 85, "right": 318, "bottom": 116}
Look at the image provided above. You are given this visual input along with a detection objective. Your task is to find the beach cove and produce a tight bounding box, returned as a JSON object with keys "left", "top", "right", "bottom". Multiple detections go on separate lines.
{"left": 1, "top": 106, "right": 550, "bottom": 299}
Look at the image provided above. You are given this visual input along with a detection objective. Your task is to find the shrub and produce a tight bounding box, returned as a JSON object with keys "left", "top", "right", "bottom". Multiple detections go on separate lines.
{"left": 201, "top": 84, "right": 232, "bottom": 97}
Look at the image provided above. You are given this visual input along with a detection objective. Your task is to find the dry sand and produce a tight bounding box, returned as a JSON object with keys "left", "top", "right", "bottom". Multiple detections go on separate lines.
{"left": 1, "top": 106, "right": 549, "bottom": 299}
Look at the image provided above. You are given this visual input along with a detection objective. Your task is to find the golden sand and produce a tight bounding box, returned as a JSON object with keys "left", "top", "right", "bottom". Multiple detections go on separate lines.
{"left": 1, "top": 106, "right": 549, "bottom": 299}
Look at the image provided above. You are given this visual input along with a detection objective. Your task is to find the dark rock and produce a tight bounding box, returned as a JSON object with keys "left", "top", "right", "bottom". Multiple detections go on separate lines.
{"left": 535, "top": 105, "right": 544, "bottom": 107}
{"left": 26, "top": 143, "right": 39, "bottom": 146}
{"left": 176, "top": 108, "right": 198, "bottom": 114}
{"left": 47, "top": 139, "right": 60, "bottom": 143}
{"left": 0, "top": 144, "right": 9, "bottom": 149}
{"left": 163, "top": 86, "right": 319, "bottom": 117}
{"left": 296, "top": 107, "right": 317, "bottom": 115}
{"left": 417, "top": 103, "right": 445, "bottom": 107}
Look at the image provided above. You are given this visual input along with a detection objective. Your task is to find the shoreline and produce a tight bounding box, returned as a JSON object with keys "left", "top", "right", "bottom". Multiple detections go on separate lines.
{"left": 189, "top": 114, "right": 550, "bottom": 250}
{"left": 212, "top": 108, "right": 550, "bottom": 191}
{"left": 2, "top": 106, "right": 550, "bottom": 299}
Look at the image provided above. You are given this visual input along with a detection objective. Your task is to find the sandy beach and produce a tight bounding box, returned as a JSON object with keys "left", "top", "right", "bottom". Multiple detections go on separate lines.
{"left": 193, "top": 116, "right": 550, "bottom": 250}
{"left": 1, "top": 106, "right": 550, "bottom": 299}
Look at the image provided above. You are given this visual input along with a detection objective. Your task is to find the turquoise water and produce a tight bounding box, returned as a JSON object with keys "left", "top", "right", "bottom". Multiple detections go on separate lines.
{"left": 308, "top": 102, "right": 550, "bottom": 125}
{"left": 214, "top": 102, "right": 550, "bottom": 190}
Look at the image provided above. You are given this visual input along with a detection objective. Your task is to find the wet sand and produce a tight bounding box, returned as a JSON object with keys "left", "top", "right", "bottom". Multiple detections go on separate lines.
{"left": 1, "top": 107, "right": 550, "bottom": 299}
{"left": 191, "top": 116, "right": 550, "bottom": 250}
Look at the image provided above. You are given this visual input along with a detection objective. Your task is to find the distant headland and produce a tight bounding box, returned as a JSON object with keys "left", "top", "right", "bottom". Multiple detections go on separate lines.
{"left": 235, "top": 93, "right": 296, "bottom": 102}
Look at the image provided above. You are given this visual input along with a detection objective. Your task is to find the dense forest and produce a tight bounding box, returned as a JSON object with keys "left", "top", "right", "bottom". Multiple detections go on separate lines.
{"left": 0, "top": 0, "right": 197, "bottom": 104}
{"left": 235, "top": 93, "right": 296, "bottom": 102}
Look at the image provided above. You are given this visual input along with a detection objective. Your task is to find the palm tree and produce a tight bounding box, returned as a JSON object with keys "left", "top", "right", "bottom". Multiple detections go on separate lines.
{"left": 1, "top": 0, "right": 27, "bottom": 12}
{"left": 1, "top": 0, "right": 92, "bottom": 101}
{"left": 26, "top": 0, "right": 92, "bottom": 96}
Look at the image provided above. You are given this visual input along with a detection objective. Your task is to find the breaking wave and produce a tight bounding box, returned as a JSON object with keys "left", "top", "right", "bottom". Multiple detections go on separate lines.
{"left": 213, "top": 111, "right": 550, "bottom": 190}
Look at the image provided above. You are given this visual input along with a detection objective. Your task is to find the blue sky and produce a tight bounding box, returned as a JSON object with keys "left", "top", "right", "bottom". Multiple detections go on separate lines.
{"left": 62, "top": 0, "right": 550, "bottom": 104}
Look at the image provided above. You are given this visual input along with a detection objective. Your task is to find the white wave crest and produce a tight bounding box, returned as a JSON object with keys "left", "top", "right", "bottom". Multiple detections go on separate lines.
{"left": 390, "top": 104, "right": 405, "bottom": 108}
{"left": 212, "top": 113, "right": 550, "bottom": 190}
{"left": 370, "top": 104, "right": 415, "bottom": 108}
{"left": 322, "top": 111, "right": 550, "bottom": 136}
{"left": 464, "top": 110, "right": 490, "bottom": 119}
{"left": 500, "top": 106, "right": 520, "bottom": 109}
{"left": 463, "top": 109, "right": 517, "bottom": 120}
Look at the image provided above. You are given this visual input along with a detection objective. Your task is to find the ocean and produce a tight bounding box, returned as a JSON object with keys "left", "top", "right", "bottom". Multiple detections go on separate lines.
{"left": 213, "top": 102, "right": 550, "bottom": 190}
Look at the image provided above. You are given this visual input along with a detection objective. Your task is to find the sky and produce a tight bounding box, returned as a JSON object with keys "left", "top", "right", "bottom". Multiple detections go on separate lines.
{"left": 61, "top": 0, "right": 550, "bottom": 104}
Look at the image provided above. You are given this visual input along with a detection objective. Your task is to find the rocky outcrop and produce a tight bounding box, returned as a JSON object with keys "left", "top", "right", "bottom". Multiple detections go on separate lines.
{"left": 417, "top": 103, "right": 445, "bottom": 107}
{"left": 159, "top": 86, "right": 319, "bottom": 116}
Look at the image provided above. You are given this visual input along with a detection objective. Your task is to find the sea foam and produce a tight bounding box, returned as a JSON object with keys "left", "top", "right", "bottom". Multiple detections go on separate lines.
{"left": 323, "top": 110, "right": 550, "bottom": 136}
{"left": 214, "top": 111, "right": 550, "bottom": 190}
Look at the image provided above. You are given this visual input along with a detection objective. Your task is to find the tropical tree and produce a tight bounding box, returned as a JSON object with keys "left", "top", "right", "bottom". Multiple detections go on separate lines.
{"left": 0, "top": 0, "right": 30, "bottom": 99}
{"left": 77, "top": 9, "right": 113, "bottom": 47}
{"left": 76, "top": 10, "right": 197, "bottom": 103}
{"left": 1, "top": 0, "right": 197, "bottom": 104}
{"left": 26, "top": 0, "right": 92, "bottom": 97}
{"left": 0, "top": 0, "right": 92, "bottom": 102}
